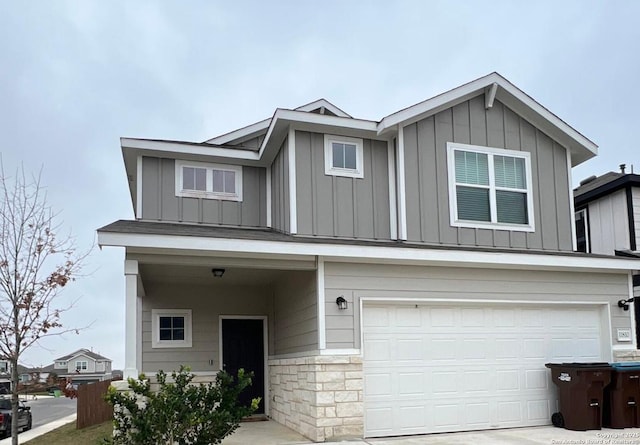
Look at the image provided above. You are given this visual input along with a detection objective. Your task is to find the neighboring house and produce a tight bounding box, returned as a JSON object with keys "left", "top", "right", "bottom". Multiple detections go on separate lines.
{"left": 53, "top": 349, "right": 113, "bottom": 384}
{"left": 17, "top": 364, "right": 54, "bottom": 385}
{"left": 98, "top": 72, "right": 639, "bottom": 441}
{"left": 574, "top": 168, "right": 640, "bottom": 343}
{"left": 0, "top": 360, "right": 10, "bottom": 394}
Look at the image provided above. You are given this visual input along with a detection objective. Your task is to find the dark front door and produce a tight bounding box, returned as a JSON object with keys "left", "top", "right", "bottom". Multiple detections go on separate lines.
{"left": 221, "top": 318, "right": 265, "bottom": 414}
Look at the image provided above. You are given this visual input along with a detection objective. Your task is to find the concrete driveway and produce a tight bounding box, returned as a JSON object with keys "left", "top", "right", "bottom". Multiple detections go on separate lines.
{"left": 224, "top": 420, "right": 640, "bottom": 444}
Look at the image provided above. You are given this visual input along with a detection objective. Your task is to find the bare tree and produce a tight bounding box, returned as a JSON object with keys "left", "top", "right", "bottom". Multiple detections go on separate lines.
{"left": 0, "top": 165, "right": 85, "bottom": 444}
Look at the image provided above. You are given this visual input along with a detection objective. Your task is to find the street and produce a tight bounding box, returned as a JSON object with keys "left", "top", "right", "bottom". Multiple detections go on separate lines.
{"left": 23, "top": 396, "right": 77, "bottom": 429}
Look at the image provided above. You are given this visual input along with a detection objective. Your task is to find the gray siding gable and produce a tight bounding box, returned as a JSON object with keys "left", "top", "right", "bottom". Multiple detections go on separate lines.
{"left": 403, "top": 96, "right": 573, "bottom": 251}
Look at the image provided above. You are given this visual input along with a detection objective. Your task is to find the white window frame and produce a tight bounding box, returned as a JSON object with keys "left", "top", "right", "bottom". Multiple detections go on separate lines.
{"left": 151, "top": 309, "right": 193, "bottom": 349}
{"left": 447, "top": 142, "right": 535, "bottom": 232}
{"left": 175, "top": 160, "right": 243, "bottom": 202}
{"left": 75, "top": 360, "right": 88, "bottom": 371}
{"left": 575, "top": 208, "right": 590, "bottom": 253}
{"left": 324, "top": 134, "right": 364, "bottom": 179}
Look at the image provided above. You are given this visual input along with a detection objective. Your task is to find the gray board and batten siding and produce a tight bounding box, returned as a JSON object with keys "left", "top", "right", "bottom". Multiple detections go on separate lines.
{"left": 141, "top": 157, "right": 267, "bottom": 227}
{"left": 323, "top": 262, "right": 629, "bottom": 350}
{"left": 295, "top": 131, "right": 391, "bottom": 240}
{"left": 403, "top": 95, "right": 573, "bottom": 251}
{"left": 270, "top": 139, "right": 290, "bottom": 233}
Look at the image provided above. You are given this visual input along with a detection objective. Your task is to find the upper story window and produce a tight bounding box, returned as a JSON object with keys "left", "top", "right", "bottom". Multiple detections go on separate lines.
{"left": 175, "top": 160, "right": 243, "bottom": 201}
{"left": 75, "top": 361, "right": 88, "bottom": 371}
{"left": 151, "top": 309, "right": 192, "bottom": 349}
{"left": 324, "top": 135, "right": 364, "bottom": 179}
{"left": 575, "top": 208, "right": 589, "bottom": 252}
{"left": 447, "top": 142, "right": 534, "bottom": 232}
{"left": 0, "top": 362, "right": 7, "bottom": 373}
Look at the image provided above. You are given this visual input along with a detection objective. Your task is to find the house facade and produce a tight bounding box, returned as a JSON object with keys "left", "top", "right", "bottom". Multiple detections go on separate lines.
{"left": 574, "top": 169, "right": 640, "bottom": 344}
{"left": 0, "top": 360, "right": 10, "bottom": 393}
{"left": 53, "top": 349, "right": 113, "bottom": 384}
{"left": 98, "top": 73, "right": 639, "bottom": 441}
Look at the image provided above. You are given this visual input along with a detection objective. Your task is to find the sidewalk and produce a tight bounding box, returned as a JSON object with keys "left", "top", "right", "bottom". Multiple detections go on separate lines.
{"left": 0, "top": 414, "right": 76, "bottom": 444}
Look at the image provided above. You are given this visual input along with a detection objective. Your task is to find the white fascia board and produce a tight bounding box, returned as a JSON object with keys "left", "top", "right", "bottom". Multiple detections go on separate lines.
{"left": 377, "top": 72, "right": 598, "bottom": 158}
{"left": 204, "top": 118, "right": 271, "bottom": 145}
{"left": 98, "top": 231, "right": 640, "bottom": 273}
{"left": 295, "top": 99, "right": 352, "bottom": 118}
{"left": 121, "top": 138, "right": 260, "bottom": 162}
{"left": 257, "top": 109, "right": 378, "bottom": 158}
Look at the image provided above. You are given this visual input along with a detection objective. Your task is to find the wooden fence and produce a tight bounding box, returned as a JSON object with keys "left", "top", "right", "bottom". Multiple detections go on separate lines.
{"left": 76, "top": 379, "right": 114, "bottom": 429}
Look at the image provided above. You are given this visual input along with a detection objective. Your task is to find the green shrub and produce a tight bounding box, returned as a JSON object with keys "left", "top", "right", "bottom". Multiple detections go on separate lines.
{"left": 104, "top": 366, "right": 259, "bottom": 445}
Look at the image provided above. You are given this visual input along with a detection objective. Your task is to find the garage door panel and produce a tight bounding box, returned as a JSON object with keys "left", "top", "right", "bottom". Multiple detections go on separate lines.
{"left": 363, "top": 303, "right": 604, "bottom": 437}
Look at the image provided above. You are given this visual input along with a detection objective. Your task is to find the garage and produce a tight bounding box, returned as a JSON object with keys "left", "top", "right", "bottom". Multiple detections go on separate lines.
{"left": 362, "top": 302, "right": 606, "bottom": 437}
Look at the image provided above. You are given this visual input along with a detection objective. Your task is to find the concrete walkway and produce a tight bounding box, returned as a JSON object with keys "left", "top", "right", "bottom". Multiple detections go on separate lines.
{"left": 224, "top": 420, "right": 640, "bottom": 444}
{"left": 0, "top": 413, "right": 76, "bottom": 444}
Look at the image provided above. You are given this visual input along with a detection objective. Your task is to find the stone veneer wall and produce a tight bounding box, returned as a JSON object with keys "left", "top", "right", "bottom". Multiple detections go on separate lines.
{"left": 268, "top": 355, "right": 363, "bottom": 442}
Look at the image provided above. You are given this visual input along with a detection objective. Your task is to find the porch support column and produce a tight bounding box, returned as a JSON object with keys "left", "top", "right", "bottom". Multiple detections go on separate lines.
{"left": 124, "top": 259, "right": 142, "bottom": 379}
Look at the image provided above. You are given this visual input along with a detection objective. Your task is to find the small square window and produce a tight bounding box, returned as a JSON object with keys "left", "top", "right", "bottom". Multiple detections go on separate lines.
{"left": 152, "top": 309, "right": 192, "bottom": 348}
{"left": 324, "top": 135, "right": 364, "bottom": 179}
{"left": 182, "top": 166, "right": 207, "bottom": 191}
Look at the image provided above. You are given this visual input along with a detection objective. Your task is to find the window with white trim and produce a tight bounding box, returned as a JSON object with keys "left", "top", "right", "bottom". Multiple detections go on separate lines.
{"left": 151, "top": 309, "right": 193, "bottom": 348}
{"left": 75, "top": 361, "right": 88, "bottom": 371}
{"left": 175, "top": 160, "right": 243, "bottom": 201}
{"left": 447, "top": 142, "right": 534, "bottom": 231}
{"left": 324, "top": 135, "right": 364, "bottom": 179}
{"left": 575, "top": 208, "right": 589, "bottom": 252}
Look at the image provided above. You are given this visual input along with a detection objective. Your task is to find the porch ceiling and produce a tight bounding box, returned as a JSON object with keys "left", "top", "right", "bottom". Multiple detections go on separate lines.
{"left": 139, "top": 263, "right": 286, "bottom": 286}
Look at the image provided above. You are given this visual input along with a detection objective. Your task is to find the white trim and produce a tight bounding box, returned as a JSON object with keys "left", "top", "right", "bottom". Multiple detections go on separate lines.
{"left": 151, "top": 309, "right": 193, "bottom": 348}
{"left": 294, "top": 99, "right": 352, "bottom": 118}
{"left": 396, "top": 128, "right": 407, "bottom": 240}
{"left": 266, "top": 166, "right": 272, "bottom": 228}
{"left": 174, "top": 160, "right": 243, "bottom": 202}
{"left": 387, "top": 140, "right": 398, "bottom": 240}
{"left": 319, "top": 348, "right": 360, "bottom": 355}
{"left": 124, "top": 260, "right": 139, "bottom": 380}
{"left": 205, "top": 118, "right": 271, "bottom": 145}
{"left": 567, "top": 148, "right": 577, "bottom": 250}
{"left": 122, "top": 137, "right": 260, "bottom": 162}
{"left": 99, "top": 231, "right": 640, "bottom": 273}
{"left": 323, "top": 134, "right": 364, "bottom": 179}
{"left": 485, "top": 82, "right": 498, "bottom": 109}
{"left": 447, "top": 142, "right": 535, "bottom": 232}
{"left": 317, "top": 256, "right": 326, "bottom": 350}
{"left": 218, "top": 315, "right": 269, "bottom": 415}
{"left": 136, "top": 155, "right": 142, "bottom": 219}
{"left": 288, "top": 127, "right": 297, "bottom": 234}
{"left": 630, "top": 271, "right": 638, "bottom": 349}
{"left": 377, "top": 72, "right": 598, "bottom": 159}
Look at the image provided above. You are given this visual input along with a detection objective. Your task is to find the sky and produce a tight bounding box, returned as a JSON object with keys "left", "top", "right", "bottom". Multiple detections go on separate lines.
{"left": 0, "top": 1, "right": 639, "bottom": 369}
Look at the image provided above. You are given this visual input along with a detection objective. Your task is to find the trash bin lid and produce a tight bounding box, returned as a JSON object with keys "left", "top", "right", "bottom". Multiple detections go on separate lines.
{"left": 610, "top": 362, "right": 640, "bottom": 370}
{"left": 545, "top": 362, "right": 612, "bottom": 370}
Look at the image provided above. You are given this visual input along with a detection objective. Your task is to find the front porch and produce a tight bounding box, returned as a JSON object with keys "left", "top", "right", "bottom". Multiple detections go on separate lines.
{"left": 122, "top": 252, "right": 364, "bottom": 442}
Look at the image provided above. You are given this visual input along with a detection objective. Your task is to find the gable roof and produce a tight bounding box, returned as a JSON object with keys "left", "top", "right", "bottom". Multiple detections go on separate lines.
{"left": 575, "top": 172, "right": 640, "bottom": 206}
{"left": 55, "top": 348, "right": 111, "bottom": 362}
{"left": 377, "top": 72, "right": 597, "bottom": 166}
{"left": 204, "top": 98, "right": 351, "bottom": 145}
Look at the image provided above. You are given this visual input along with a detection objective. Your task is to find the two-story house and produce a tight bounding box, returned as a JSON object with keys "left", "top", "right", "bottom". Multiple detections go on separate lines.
{"left": 574, "top": 168, "right": 640, "bottom": 344}
{"left": 0, "top": 359, "right": 10, "bottom": 394}
{"left": 53, "top": 349, "right": 113, "bottom": 384}
{"left": 98, "top": 73, "right": 639, "bottom": 441}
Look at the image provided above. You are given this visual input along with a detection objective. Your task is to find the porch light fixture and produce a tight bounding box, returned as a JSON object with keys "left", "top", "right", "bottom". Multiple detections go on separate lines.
{"left": 211, "top": 268, "right": 225, "bottom": 278}
{"left": 618, "top": 297, "right": 635, "bottom": 311}
{"left": 336, "top": 296, "right": 348, "bottom": 310}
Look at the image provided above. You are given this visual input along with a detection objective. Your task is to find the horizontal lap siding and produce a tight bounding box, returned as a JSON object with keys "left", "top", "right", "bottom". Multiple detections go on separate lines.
{"left": 141, "top": 283, "right": 272, "bottom": 373}
{"left": 295, "top": 131, "right": 391, "bottom": 240}
{"left": 403, "top": 96, "right": 572, "bottom": 251}
{"left": 141, "top": 157, "right": 266, "bottom": 227}
{"left": 324, "top": 262, "right": 629, "bottom": 350}
{"left": 273, "top": 271, "right": 318, "bottom": 355}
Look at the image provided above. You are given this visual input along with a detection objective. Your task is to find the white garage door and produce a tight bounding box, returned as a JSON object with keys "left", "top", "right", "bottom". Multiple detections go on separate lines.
{"left": 363, "top": 303, "right": 604, "bottom": 437}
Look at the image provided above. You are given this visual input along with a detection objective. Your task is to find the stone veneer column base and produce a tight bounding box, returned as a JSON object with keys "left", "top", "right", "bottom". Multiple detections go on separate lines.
{"left": 613, "top": 350, "right": 640, "bottom": 362}
{"left": 268, "top": 355, "right": 363, "bottom": 442}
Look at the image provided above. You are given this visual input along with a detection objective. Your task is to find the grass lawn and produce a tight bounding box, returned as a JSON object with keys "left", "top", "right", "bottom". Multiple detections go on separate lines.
{"left": 24, "top": 421, "right": 112, "bottom": 445}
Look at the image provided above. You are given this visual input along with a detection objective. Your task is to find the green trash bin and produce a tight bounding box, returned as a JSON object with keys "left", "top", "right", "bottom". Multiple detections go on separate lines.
{"left": 53, "top": 389, "right": 61, "bottom": 398}
{"left": 603, "top": 362, "right": 640, "bottom": 428}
